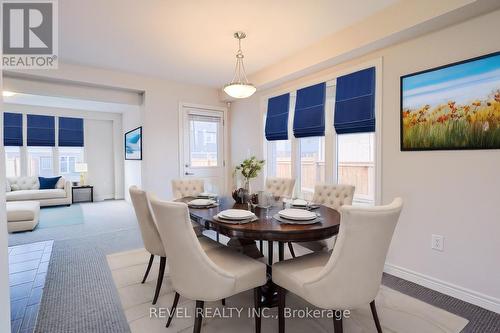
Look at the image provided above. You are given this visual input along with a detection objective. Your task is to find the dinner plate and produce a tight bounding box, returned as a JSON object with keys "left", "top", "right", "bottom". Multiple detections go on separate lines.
{"left": 292, "top": 199, "right": 308, "bottom": 207}
{"left": 218, "top": 209, "right": 255, "bottom": 220}
{"left": 278, "top": 208, "right": 317, "bottom": 221}
{"left": 188, "top": 199, "right": 216, "bottom": 207}
{"left": 197, "top": 192, "right": 217, "bottom": 198}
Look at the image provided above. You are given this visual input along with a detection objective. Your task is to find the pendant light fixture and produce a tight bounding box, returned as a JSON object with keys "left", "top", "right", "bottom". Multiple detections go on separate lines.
{"left": 223, "top": 32, "right": 256, "bottom": 99}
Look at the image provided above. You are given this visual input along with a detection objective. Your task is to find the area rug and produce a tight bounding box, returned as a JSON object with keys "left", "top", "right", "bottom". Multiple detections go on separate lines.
{"left": 107, "top": 248, "right": 469, "bottom": 333}
{"left": 38, "top": 204, "right": 84, "bottom": 229}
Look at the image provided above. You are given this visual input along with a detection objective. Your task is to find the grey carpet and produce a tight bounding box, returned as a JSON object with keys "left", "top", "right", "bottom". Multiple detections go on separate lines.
{"left": 8, "top": 200, "right": 500, "bottom": 333}
{"left": 8, "top": 200, "right": 143, "bottom": 333}
{"left": 382, "top": 273, "right": 500, "bottom": 333}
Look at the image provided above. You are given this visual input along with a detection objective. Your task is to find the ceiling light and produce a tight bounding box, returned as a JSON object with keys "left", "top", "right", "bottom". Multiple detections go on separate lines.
{"left": 223, "top": 32, "right": 256, "bottom": 99}
{"left": 2, "top": 91, "right": 17, "bottom": 97}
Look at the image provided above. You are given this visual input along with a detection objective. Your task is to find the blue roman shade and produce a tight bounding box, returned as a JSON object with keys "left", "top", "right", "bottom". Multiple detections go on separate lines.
{"left": 334, "top": 67, "right": 376, "bottom": 134}
{"left": 293, "top": 82, "right": 326, "bottom": 138}
{"left": 27, "top": 114, "right": 55, "bottom": 146}
{"left": 265, "top": 93, "right": 290, "bottom": 141}
{"left": 4, "top": 112, "right": 23, "bottom": 146}
{"left": 59, "top": 117, "right": 84, "bottom": 147}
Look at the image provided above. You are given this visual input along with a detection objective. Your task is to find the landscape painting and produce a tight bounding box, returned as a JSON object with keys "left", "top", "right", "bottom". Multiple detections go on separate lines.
{"left": 401, "top": 52, "right": 500, "bottom": 150}
{"left": 125, "top": 127, "right": 142, "bottom": 160}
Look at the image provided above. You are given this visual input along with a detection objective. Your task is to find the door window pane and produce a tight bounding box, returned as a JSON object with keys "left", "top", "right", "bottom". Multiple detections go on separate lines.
{"left": 59, "top": 147, "right": 84, "bottom": 181}
{"left": 189, "top": 117, "right": 219, "bottom": 167}
{"left": 300, "top": 136, "right": 325, "bottom": 199}
{"left": 267, "top": 140, "right": 292, "bottom": 178}
{"left": 337, "top": 133, "right": 375, "bottom": 204}
{"left": 28, "top": 147, "right": 54, "bottom": 177}
{"left": 5, "top": 146, "right": 21, "bottom": 177}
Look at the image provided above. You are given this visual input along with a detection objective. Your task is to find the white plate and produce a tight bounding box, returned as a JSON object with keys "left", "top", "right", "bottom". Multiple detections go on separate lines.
{"left": 278, "top": 208, "right": 316, "bottom": 221}
{"left": 197, "top": 192, "right": 217, "bottom": 198}
{"left": 188, "top": 199, "right": 215, "bottom": 206}
{"left": 292, "top": 199, "right": 308, "bottom": 207}
{"left": 218, "top": 209, "right": 255, "bottom": 220}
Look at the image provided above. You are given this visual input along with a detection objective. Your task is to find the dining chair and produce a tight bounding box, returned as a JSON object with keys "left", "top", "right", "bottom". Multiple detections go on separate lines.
{"left": 171, "top": 178, "right": 209, "bottom": 237}
{"left": 288, "top": 184, "right": 355, "bottom": 257}
{"left": 150, "top": 197, "right": 267, "bottom": 333}
{"left": 265, "top": 177, "right": 296, "bottom": 198}
{"left": 263, "top": 177, "right": 296, "bottom": 254}
{"left": 171, "top": 178, "right": 205, "bottom": 199}
{"left": 273, "top": 198, "right": 403, "bottom": 333}
{"left": 129, "top": 186, "right": 220, "bottom": 305}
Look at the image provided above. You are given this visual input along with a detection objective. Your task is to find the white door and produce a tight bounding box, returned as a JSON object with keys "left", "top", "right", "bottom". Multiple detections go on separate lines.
{"left": 181, "top": 106, "right": 226, "bottom": 194}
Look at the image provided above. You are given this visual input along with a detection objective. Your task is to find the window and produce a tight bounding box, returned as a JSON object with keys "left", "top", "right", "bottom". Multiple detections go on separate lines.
{"left": 28, "top": 147, "right": 54, "bottom": 177}
{"left": 263, "top": 67, "right": 378, "bottom": 204}
{"left": 5, "top": 146, "right": 21, "bottom": 177}
{"left": 267, "top": 140, "right": 292, "bottom": 178}
{"left": 337, "top": 133, "right": 375, "bottom": 204}
{"left": 299, "top": 136, "right": 325, "bottom": 199}
{"left": 189, "top": 116, "right": 219, "bottom": 167}
{"left": 59, "top": 147, "right": 84, "bottom": 181}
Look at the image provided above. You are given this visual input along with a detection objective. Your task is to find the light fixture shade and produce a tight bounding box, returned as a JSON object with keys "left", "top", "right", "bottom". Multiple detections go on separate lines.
{"left": 75, "top": 163, "right": 88, "bottom": 173}
{"left": 223, "top": 83, "right": 256, "bottom": 99}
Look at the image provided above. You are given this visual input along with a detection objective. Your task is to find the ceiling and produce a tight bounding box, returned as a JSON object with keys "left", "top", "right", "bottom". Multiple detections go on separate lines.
{"left": 59, "top": 0, "right": 398, "bottom": 88}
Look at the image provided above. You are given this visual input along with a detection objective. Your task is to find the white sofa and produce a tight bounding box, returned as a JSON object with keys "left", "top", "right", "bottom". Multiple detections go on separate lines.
{"left": 6, "top": 176, "right": 72, "bottom": 207}
{"left": 6, "top": 201, "right": 40, "bottom": 232}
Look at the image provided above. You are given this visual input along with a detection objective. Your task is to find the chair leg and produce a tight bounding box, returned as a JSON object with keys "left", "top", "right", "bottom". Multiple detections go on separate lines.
{"left": 254, "top": 287, "right": 261, "bottom": 333}
{"left": 221, "top": 298, "right": 226, "bottom": 306}
{"left": 370, "top": 300, "right": 383, "bottom": 333}
{"left": 193, "top": 300, "right": 205, "bottom": 333}
{"left": 152, "top": 257, "right": 166, "bottom": 305}
{"left": 277, "top": 286, "right": 286, "bottom": 333}
{"left": 165, "top": 292, "right": 180, "bottom": 327}
{"left": 333, "top": 312, "right": 343, "bottom": 333}
{"left": 141, "top": 254, "right": 154, "bottom": 284}
{"left": 259, "top": 240, "right": 264, "bottom": 256}
{"left": 216, "top": 232, "right": 220, "bottom": 242}
{"left": 287, "top": 242, "right": 296, "bottom": 258}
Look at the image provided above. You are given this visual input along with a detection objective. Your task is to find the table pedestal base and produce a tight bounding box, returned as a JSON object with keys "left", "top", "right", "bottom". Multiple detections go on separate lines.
{"left": 226, "top": 238, "right": 263, "bottom": 259}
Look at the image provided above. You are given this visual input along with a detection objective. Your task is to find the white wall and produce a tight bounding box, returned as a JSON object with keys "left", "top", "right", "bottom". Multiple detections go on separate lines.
{"left": 230, "top": 10, "right": 500, "bottom": 312}
{"left": 123, "top": 109, "right": 142, "bottom": 201}
{"left": 6, "top": 63, "right": 225, "bottom": 199}
{"left": 4, "top": 103, "right": 124, "bottom": 200}
{"left": 85, "top": 119, "right": 115, "bottom": 200}
{"left": 0, "top": 66, "right": 12, "bottom": 333}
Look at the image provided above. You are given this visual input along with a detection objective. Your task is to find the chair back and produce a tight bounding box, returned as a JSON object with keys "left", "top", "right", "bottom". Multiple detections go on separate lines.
{"left": 265, "top": 177, "right": 295, "bottom": 198}
{"left": 304, "top": 198, "right": 403, "bottom": 309}
{"left": 312, "top": 184, "right": 354, "bottom": 210}
{"left": 129, "top": 186, "right": 165, "bottom": 257}
{"left": 171, "top": 179, "right": 204, "bottom": 199}
{"left": 150, "top": 197, "right": 235, "bottom": 301}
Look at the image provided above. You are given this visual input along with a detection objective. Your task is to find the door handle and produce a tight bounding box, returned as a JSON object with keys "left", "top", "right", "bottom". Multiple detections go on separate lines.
{"left": 185, "top": 172, "right": 194, "bottom": 175}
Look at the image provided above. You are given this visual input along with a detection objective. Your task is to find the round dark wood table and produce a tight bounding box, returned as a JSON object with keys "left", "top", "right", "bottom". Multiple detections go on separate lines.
{"left": 176, "top": 196, "right": 341, "bottom": 307}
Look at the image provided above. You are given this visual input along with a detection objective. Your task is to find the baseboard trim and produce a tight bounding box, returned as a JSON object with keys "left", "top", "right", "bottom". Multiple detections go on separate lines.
{"left": 384, "top": 263, "right": 500, "bottom": 314}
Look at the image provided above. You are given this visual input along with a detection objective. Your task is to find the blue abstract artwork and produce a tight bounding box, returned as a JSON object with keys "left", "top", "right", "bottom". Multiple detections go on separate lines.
{"left": 125, "top": 127, "right": 142, "bottom": 160}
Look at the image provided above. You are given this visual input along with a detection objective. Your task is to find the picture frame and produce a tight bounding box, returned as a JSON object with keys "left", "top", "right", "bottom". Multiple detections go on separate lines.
{"left": 400, "top": 51, "right": 500, "bottom": 151}
{"left": 124, "top": 126, "right": 142, "bottom": 160}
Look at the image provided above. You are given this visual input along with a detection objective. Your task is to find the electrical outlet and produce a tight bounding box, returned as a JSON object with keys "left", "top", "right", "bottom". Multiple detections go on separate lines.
{"left": 431, "top": 234, "right": 444, "bottom": 252}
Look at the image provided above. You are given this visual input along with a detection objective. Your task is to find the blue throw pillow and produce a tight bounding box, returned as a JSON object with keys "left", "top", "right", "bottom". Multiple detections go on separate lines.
{"left": 39, "top": 176, "right": 61, "bottom": 190}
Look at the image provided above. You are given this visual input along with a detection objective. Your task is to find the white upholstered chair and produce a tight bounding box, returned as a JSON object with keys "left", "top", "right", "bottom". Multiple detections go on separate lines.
{"left": 265, "top": 177, "right": 295, "bottom": 198}
{"left": 273, "top": 198, "right": 403, "bottom": 333}
{"left": 171, "top": 178, "right": 205, "bottom": 199}
{"left": 129, "top": 186, "right": 220, "bottom": 305}
{"left": 288, "top": 184, "right": 355, "bottom": 257}
{"left": 171, "top": 178, "right": 207, "bottom": 237}
{"left": 150, "top": 197, "right": 267, "bottom": 333}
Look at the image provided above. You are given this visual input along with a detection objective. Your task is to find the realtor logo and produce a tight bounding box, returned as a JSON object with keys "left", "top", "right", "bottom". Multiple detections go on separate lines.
{"left": 2, "top": 0, "right": 58, "bottom": 69}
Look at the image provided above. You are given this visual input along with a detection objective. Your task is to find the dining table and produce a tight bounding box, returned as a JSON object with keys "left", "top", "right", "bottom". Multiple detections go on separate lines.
{"left": 176, "top": 196, "right": 341, "bottom": 307}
